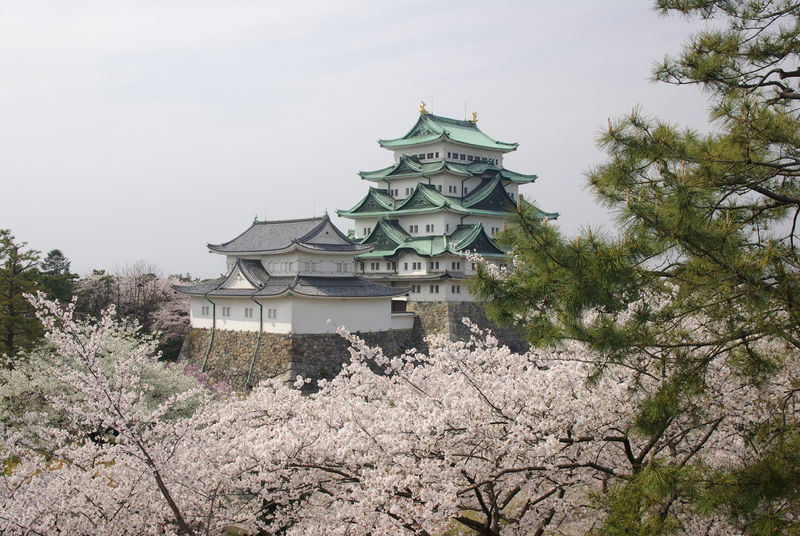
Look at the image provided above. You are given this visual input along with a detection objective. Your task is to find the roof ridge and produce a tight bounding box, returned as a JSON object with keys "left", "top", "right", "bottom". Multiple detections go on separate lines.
{"left": 425, "top": 113, "right": 476, "bottom": 128}
{"left": 463, "top": 176, "right": 505, "bottom": 207}
{"left": 253, "top": 216, "right": 326, "bottom": 225}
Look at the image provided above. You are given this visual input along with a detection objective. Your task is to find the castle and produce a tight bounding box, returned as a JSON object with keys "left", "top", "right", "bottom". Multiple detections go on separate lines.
{"left": 177, "top": 106, "right": 556, "bottom": 387}
{"left": 341, "top": 103, "right": 557, "bottom": 303}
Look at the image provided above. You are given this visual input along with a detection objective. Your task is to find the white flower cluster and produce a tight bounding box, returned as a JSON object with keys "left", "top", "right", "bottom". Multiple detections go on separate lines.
{"left": 0, "top": 296, "right": 796, "bottom": 535}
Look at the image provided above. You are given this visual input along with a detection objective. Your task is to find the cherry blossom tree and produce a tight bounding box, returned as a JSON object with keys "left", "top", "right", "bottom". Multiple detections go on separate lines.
{"left": 1, "top": 296, "right": 796, "bottom": 535}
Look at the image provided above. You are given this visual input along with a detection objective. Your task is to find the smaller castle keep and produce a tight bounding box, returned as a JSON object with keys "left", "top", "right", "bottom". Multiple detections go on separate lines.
{"left": 176, "top": 216, "right": 417, "bottom": 387}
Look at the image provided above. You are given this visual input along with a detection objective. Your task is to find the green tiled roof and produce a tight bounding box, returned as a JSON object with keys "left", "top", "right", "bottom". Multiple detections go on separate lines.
{"left": 338, "top": 179, "right": 558, "bottom": 220}
{"left": 343, "top": 188, "right": 397, "bottom": 215}
{"left": 358, "top": 156, "right": 536, "bottom": 184}
{"left": 357, "top": 218, "right": 507, "bottom": 259}
{"left": 378, "top": 114, "right": 519, "bottom": 152}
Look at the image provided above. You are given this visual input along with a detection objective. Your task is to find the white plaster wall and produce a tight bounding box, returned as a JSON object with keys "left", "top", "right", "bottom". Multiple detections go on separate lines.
{"left": 221, "top": 266, "right": 255, "bottom": 289}
{"left": 189, "top": 296, "right": 295, "bottom": 333}
{"left": 262, "top": 253, "right": 354, "bottom": 277}
{"left": 393, "top": 142, "right": 447, "bottom": 164}
{"left": 462, "top": 177, "right": 484, "bottom": 195}
{"left": 397, "top": 252, "right": 428, "bottom": 275}
{"left": 462, "top": 215, "right": 506, "bottom": 236}
{"left": 395, "top": 213, "right": 450, "bottom": 236}
{"left": 391, "top": 313, "right": 416, "bottom": 330}
{"left": 292, "top": 298, "right": 392, "bottom": 333}
{"left": 443, "top": 143, "right": 504, "bottom": 166}
{"left": 405, "top": 280, "right": 477, "bottom": 302}
{"left": 190, "top": 297, "right": 215, "bottom": 329}
{"left": 428, "top": 172, "right": 465, "bottom": 197}
{"left": 504, "top": 183, "right": 519, "bottom": 199}
{"left": 391, "top": 177, "right": 430, "bottom": 198}
{"left": 309, "top": 221, "right": 350, "bottom": 244}
{"left": 353, "top": 218, "right": 379, "bottom": 240}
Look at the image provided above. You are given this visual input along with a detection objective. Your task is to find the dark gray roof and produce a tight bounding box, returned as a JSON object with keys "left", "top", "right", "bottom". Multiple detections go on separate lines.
{"left": 292, "top": 276, "right": 408, "bottom": 297}
{"left": 208, "top": 215, "right": 370, "bottom": 254}
{"left": 174, "top": 259, "right": 408, "bottom": 298}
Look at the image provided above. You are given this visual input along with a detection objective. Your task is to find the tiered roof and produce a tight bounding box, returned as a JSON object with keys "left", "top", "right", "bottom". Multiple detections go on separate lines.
{"left": 338, "top": 179, "right": 559, "bottom": 220}
{"left": 359, "top": 156, "right": 536, "bottom": 184}
{"left": 176, "top": 259, "right": 406, "bottom": 299}
{"left": 357, "top": 218, "right": 507, "bottom": 260}
{"left": 378, "top": 113, "right": 518, "bottom": 152}
{"left": 208, "top": 215, "right": 371, "bottom": 255}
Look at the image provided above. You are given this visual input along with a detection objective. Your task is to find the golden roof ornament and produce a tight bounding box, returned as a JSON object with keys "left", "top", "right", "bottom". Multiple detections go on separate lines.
{"left": 419, "top": 101, "right": 429, "bottom": 115}
{"left": 471, "top": 111, "right": 478, "bottom": 123}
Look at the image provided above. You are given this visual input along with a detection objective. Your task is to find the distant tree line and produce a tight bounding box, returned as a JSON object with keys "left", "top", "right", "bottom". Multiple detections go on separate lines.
{"left": 0, "top": 229, "right": 189, "bottom": 364}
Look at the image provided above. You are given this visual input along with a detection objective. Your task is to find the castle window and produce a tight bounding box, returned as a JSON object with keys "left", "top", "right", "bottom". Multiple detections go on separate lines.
{"left": 447, "top": 152, "right": 451, "bottom": 158}
{"left": 435, "top": 152, "right": 439, "bottom": 158}
{"left": 446, "top": 224, "right": 450, "bottom": 232}
{"left": 463, "top": 186, "right": 468, "bottom": 194}
{"left": 200, "top": 305, "right": 209, "bottom": 315}
{"left": 387, "top": 262, "right": 394, "bottom": 270}
{"left": 427, "top": 152, "right": 434, "bottom": 158}
{"left": 451, "top": 261, "right": 461, "bottom": 270}
{"left": 222, "top": 307, "right": 230, "bottom": 317}
{"left": 460, "top": 154, "right": 466, "bottom": 160}
{"left": 425, "top": 224, "right": 435, "bottom": 232}
{"left": 452, "top": 285, "right": 461, "bottom": 294}
{"left": 267, "top": 308, "right": 278, "bottom": 320}
{"left": 404, "top": 262, "right": 408, "bottom": 270}
{"left": 370, "top": 262, "right": 380, "bottom": 270}
{"left": 437, "top": 185, "right": 442, "bottom": 192}
{"left": 418, "top": 154, "right": 425, "bottom": 159}
{"left": 245, "top": 307, "right": 253, "bottom": 318}
{"left": 429, "top": 261, "right": 440, "bottom": 270}
{"left": 412, "top": 262, "right": 421, "bottom": 270}
{"left": 430, "top": 284, "right": 439, "bottom": 293}
{"left": 406, "top": 188, "right": 411, "bottom": 195}
{"left": 468, "top": 155, "right": 474, "bottom": 161}
{"left": 409, "top": 224, "right": 418, "bottom": 233}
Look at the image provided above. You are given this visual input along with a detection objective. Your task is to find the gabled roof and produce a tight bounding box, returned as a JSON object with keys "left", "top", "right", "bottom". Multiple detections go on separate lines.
{"left": 208, "top": 215, "right": 372, "bottom": 255}
{"left": 378, "top": 113, "right": 519, "bottom": 153}
{"left": 462, "top": 177, "right": 515, "bottom": 212}
{"left": 358, "top": 157, "right": 536, "bottom": 184}
{"left": 338, "top": 180, "right": 548, "bottom": 219}
{"left": 174, "top": 258, "right": 407, "bottom": 298}
{"left": 342, "top": 188, "right": 396, "bottom": 216}
{"left": 356, "top": 219, "right": 507, "bottom": 259}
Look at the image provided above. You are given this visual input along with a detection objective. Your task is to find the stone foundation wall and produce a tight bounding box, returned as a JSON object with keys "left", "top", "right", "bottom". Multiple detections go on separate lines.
{"left": 407, "top": 301, "right": 529, "bottom": 353}
{"left": 180, "top": 321, "right": 427, "bottom": 390}
{"left": 179, "top": 303, "right": 526, "bottom": 389}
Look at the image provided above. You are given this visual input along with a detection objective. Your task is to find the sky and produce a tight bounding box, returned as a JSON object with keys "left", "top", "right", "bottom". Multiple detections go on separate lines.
{"left": 1, "top": 0, "right": 714, "bottom": 278}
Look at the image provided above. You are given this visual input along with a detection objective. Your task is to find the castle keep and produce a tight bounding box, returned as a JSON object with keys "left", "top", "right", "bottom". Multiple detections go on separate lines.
{"left": 178, "top": 107, "right": 556, "bottom": 387}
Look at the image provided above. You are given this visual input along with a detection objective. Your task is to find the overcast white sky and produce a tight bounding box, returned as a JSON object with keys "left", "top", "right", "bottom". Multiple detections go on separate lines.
{"left": 1, "top": 1, "right": 713, "bottom": 278}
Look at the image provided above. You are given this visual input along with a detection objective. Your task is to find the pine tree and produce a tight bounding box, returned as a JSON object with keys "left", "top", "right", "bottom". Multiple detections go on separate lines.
{"left": 0, "top": 230, "right": 41, "bottom": 364}
{"left": 37, "top": 249, "right": 77, "bottom": 303}
{"left": 473, "top": 1, "right": 800, "bottom": 533}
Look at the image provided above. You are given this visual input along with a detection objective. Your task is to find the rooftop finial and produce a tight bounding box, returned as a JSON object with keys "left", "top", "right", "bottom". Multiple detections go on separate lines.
{"left": 324, "top": 208, "right": 328, "bottom": 217}
{"left": 471, "top": 111, "right": 478, "bottom": 123}
{"left": 419, "top": 101, "right": 429, "bottom": 115}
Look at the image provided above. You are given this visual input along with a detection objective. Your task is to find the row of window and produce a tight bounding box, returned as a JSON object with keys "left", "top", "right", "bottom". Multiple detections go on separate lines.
{"left": 262, "top": 261, "right": 352, "bottom": 273}
{"left": 358, "top": 260, "right": 478, "bottom": 273}
{"left": 400, "top": 185, "right": 468, "bottom": 196}
{"left": 198, "top": 305, "right": 279, "bottom": 320}
{"left": 408, "top": 285, "right": 462, "bottom": 294}
{"left": 411, "top": 151, "right": 499, "bottom": 166}
{"left": 447, "top": 152, "right": 499, "bottom": 165}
